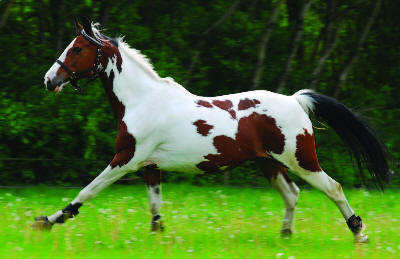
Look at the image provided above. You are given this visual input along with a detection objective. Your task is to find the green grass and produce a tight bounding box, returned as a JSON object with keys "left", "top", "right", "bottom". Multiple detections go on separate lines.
{"left": 0, "top": 184, "right": 399, "bottom": 258}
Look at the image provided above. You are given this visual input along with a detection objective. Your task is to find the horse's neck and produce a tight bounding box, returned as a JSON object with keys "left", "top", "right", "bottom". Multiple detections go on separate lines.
{"left": 117, "top": 49, "right": 161, "bottom": 102}
{"left": 100, "top": 45, "right": 191, "bottom": 120}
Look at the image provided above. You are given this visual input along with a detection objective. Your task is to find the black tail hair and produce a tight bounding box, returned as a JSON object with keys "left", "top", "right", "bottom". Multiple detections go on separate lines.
{"left": 298, "top": 91, "right": 391, "bottom": 190}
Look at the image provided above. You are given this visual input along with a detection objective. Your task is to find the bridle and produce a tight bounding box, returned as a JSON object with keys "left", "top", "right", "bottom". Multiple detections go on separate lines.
{"left": 56, "top": 30, "right": 103, "bottom": 91}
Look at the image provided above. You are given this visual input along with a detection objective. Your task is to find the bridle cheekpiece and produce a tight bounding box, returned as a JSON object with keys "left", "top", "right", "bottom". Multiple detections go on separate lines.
{"left": 56, "top": 29, "right": 103, "bottom": 92}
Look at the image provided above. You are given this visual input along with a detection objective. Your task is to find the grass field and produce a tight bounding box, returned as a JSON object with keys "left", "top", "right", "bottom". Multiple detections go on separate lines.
{"left": 0, "top": 184, "right": 399, "bottom": 258}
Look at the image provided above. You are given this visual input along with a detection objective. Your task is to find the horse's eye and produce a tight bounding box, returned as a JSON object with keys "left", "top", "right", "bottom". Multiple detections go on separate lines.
{"left": 72, "top": 47, "right": 82, "bottom": 55}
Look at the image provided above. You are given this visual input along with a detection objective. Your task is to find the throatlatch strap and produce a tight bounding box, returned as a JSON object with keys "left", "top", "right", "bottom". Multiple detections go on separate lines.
{"left": 347, "top": 215, "right": 362, "bottom": 233}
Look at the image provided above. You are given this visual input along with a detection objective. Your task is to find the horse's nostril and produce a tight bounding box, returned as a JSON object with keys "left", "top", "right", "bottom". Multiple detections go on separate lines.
{"left": 46, "top": 80, "right": 56, "bottom": 91}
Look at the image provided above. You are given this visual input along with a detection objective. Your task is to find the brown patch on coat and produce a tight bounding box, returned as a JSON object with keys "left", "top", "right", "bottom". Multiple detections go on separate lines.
{"left": 212, "top": 99, "right": 232, "bottom": 110}
{"left": 143, "top": 165, "right": 162, "bottom": 187}
{"left": 238, "top": 98, "right": 261, "bottom": 110}
{"left": 100, "top": 41, "right": 123, "bottom": 73}
{"left": 196, "top": 112, "right": 285, "bottom": 172}
{"left": 237, "top": 112, "right": 285, "bottom": 154}
{"left": 109, "top": 120, "right": 136, "bottom": 168}
{"left": 196, "top": 135, "right": 248, "bottom": 172}
{"left": 256, "top": 158, "right": 289, "bottom": 181}
{"left": 212, "top": 99, "right": 236, "bottom": 119}
{"left": 196, "top": 100, "right": 213, "bottom": 108}
{"left": 193, "top": 120, "right": 214, "bottom": 136}
{"left": 228, "top": 110, "right": 237, "bottom": 119}
{"left": 295, "top": 129, "right": 321, "bottom": 172}
{"left": 98, "top": 46, "right": 136, "bottom": 169}
{"left": 100, "top": 71, "right": 125, "bottom": 119}
{"left": 99, "top": 44, "right": 124, "bottom": 120}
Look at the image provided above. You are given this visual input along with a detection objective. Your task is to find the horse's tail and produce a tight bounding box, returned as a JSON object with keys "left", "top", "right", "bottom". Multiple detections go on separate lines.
{"left": 293, "top": 89, "right": 391, "bottom": 189}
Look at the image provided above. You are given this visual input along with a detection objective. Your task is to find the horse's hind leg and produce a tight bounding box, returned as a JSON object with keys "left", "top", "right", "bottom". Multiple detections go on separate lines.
{"left": 294, "top": 170, "right": 367, "bottom": 242}
{"left": 143, "top": 165, "right": 164, "bottom": 232}
{"left": 257, "top": 159, "right": 300, "bottom": 236}
{"left": 282, "top": 132, "right": 368, "bottom": 242}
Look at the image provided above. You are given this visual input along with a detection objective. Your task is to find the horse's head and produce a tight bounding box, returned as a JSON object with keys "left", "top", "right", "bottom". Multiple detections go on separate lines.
{"left": 44, "top": 18, "right": 104, "bottom": 92}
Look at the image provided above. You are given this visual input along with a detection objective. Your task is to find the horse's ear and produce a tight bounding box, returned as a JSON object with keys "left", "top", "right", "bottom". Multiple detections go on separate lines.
{"left": 81, "top": 16, "right": 94, "bottom": 36}
{"left": 74, "top": 17, "right": 83, "bottom": 34}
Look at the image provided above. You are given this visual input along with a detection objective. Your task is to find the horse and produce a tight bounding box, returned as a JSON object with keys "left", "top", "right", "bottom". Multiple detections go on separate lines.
{"left": 36, "top": 18, "right": 390, "bottom": 243}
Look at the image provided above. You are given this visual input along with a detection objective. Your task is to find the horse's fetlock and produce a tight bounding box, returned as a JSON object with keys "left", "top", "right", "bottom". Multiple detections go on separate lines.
{"left": 151, "top": 215, "right": 164, "bottom": 232}
{"left": 62, "top": 203, "right": 82, "bottom": 216}
{"left": 347, "top": 215, "right": 363, "bottom": 233}
{"left": 281, "top": 228, "right": 292, "bottom": 237}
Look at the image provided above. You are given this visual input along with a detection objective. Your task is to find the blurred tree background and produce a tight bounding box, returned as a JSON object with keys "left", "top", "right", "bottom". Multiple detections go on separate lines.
{"left": 0, "top": 0, "right": 398, "bottom": 187}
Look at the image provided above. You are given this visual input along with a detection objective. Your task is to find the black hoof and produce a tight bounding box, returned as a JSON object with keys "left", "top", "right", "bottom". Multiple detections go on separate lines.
{"left": 32, "top": 216, "right": 53, "bottom": 231}
{"left": 151, "top": 220, "right": 165, "bottom": 232}
{"left": 281, "top": 229, "right": 292, "bottom": 237}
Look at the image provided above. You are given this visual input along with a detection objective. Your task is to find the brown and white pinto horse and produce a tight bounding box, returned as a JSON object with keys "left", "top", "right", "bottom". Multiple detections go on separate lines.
{"left": 36, "top": 18, "right": 390, "bottom": 243}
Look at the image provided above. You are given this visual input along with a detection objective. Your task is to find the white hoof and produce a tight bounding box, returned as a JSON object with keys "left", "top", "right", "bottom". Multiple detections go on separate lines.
{"left": 354, "top": 223, "right": 368, "bottom": 243}
{"left": 354, "top": 233, "right": 369, "bottom": 243}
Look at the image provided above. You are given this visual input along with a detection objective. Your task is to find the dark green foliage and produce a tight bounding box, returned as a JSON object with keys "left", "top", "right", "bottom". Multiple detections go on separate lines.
{"left": 0, "top": 0, "right": 398, "bottom": 187}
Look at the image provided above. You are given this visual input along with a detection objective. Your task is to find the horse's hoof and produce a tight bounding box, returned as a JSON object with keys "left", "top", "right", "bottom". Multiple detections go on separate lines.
{"left": 281, "top": 228, "right": 292, "bottom": 237}
{"left": 151, "top": 220, "right": 164, "bottom": 233}
{"left": 32, "top": 216, "right": 53, "bottom": 231}
{"left": 354, "top": 234, "right": 369, "bottom": 243}
{"left": 354, "top": 223, "right": 368, "bottom": 243}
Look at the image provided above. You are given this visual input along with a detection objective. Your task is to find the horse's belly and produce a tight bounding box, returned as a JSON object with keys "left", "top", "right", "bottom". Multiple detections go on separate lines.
{"left": 148, "top": 129, "right": 252, "bottom": 174}
{"left": 148, "top": 147, "right": 211, "bottom": 174}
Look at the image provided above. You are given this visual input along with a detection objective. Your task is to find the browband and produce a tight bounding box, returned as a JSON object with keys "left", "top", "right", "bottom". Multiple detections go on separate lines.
{"left": 79, "top": 30, "right": 104, "bottom": 46}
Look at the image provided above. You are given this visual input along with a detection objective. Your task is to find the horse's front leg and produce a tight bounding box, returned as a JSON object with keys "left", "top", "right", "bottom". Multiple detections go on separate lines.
{"left": 143, "top": 165, "right": 164, "bottom": 232}
{"left": 33, "top": 158, "right": 133, "bottom": 230}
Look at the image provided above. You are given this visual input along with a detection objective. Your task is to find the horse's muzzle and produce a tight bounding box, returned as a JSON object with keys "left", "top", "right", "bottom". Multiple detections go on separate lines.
{"left": 45, "top": 76, "right": 66, "bottom": 92}
{"left": 46, "top": 79, "right": 56, "bottom": 91}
